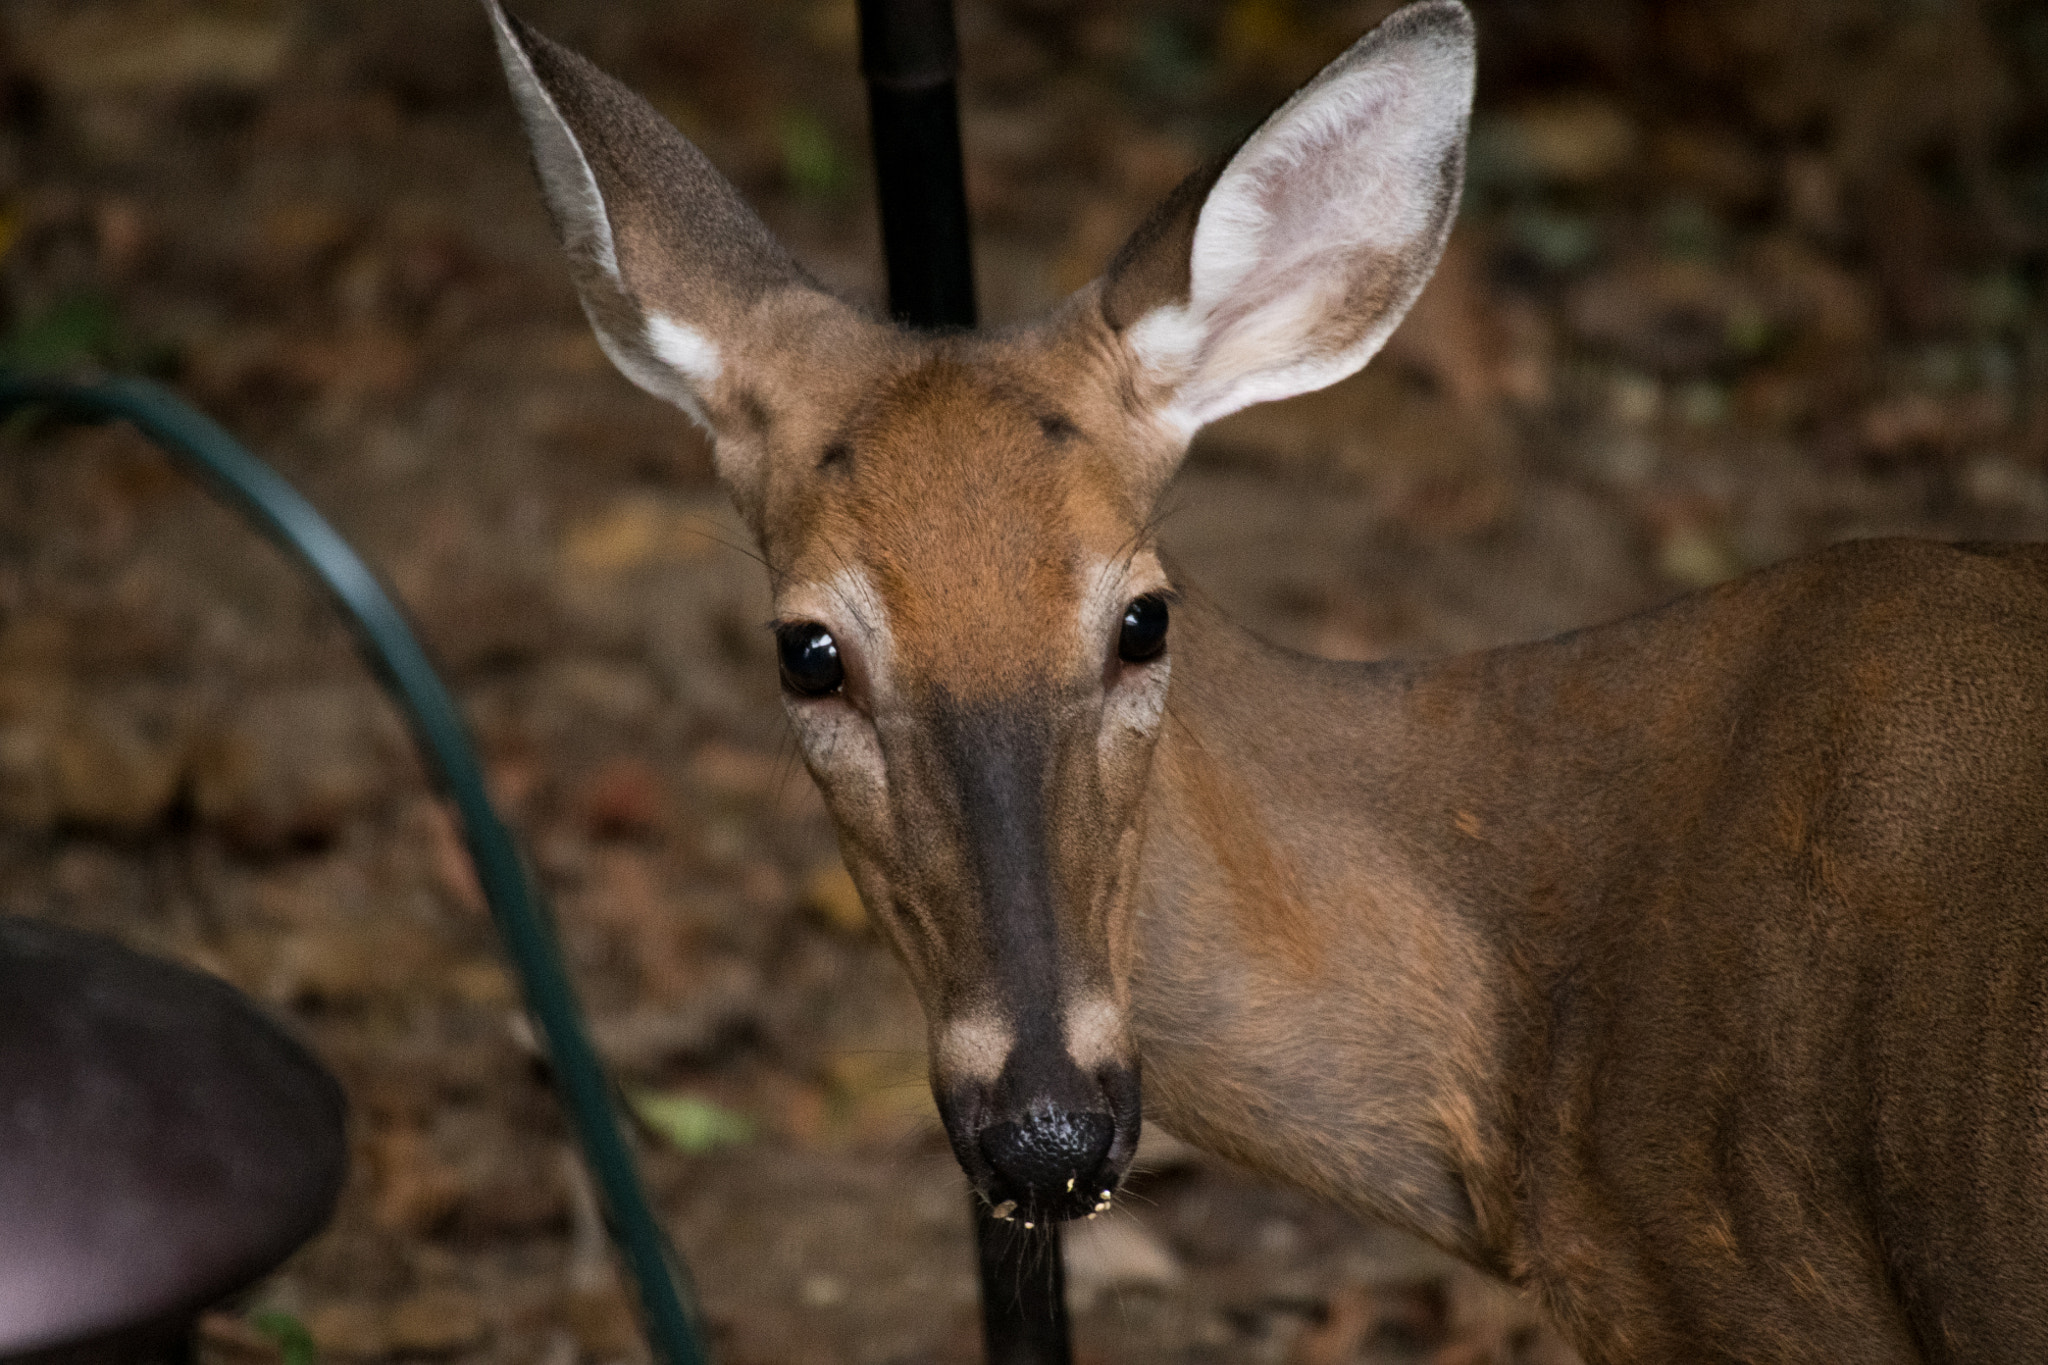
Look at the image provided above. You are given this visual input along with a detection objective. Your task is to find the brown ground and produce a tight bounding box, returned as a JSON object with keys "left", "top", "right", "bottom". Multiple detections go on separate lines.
{"left": 0, "top": 0, "right": 2042, "bottom": 1362}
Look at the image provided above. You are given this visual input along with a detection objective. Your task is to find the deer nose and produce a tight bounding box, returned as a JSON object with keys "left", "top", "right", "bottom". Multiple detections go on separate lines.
{"left": 979, "top": 1108, "right": 1115, "bottom": 1211}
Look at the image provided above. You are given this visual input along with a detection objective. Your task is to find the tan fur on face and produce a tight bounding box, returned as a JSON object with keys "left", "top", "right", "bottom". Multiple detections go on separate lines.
{"left": 769, "top": 346, "right": 1156, "bottom": 701}
{"left": 754, "top": 326, "right": 1185, "bottom": 1068}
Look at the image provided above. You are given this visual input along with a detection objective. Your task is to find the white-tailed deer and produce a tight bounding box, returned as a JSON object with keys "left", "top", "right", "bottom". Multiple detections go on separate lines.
{"left": 488, "top": 3, "right": 2048, "bottom": 1359}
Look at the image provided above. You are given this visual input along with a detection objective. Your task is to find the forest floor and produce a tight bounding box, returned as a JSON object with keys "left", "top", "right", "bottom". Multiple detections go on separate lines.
{"left": 0, "top": 0, "right": 2043, "bottom": 1361}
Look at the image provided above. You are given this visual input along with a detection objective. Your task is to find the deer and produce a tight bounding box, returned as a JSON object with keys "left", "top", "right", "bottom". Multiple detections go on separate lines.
{"left": 485, "top": 2, "right": 2048, "bottom": 1359}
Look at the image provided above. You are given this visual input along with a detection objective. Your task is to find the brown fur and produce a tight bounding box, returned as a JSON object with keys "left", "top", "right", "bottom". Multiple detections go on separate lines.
{"left": 494, "top": 4, "right": 2048, "bottom": 1356}
{"left": 1160, "top": 724, "right": 1325, "bottom": 979}
{"left": 1104, "top": 541, "right": 2048, "bottom": 1364}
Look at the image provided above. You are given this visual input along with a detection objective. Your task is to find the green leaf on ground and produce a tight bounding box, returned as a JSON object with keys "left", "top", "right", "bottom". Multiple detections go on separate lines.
{"left": 1, "top": 293, "right": 121, "bottom": 370}
{"left": 630, "top": 1089, "right": 756, "bottom": 1153}
{"left": 252, "top": 1310, "right": 319, "bottom": 1365}
{"left": 777, "top": 109, "right": 852, "bottom": 203}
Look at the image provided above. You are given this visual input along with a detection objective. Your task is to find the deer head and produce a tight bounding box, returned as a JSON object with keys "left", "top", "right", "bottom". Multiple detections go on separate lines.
{"left": 489, "top": 0, "right": 1473, "bottom": 1222}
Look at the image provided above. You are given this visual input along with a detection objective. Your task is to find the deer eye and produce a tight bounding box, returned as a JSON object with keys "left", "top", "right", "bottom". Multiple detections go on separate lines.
{"left": 776, "top": 622, "right": 845, "bottom": 697}
{"left": 1118, "top": 594, "right": 1169, "bottom": 664}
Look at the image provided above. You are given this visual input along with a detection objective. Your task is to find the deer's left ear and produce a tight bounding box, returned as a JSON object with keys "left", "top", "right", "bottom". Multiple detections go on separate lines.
{"left": 1099, "top": 0, "right": 1474, "bottom": 441}
{"left": 485, "top": 1, "right": 883, "bottom": 529}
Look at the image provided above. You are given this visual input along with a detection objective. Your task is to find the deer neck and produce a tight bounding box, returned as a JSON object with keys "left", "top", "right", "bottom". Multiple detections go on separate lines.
{"left": 1131, "top": 587, "right": 1578, "bottom": 1272}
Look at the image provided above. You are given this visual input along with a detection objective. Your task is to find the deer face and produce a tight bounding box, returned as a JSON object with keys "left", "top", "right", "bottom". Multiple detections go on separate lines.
{"left": 757, "top": 347, "right": 1180, "bottom": 1216}
{"left": 489, "top": 0, "right": 1472, "bottom": 1219}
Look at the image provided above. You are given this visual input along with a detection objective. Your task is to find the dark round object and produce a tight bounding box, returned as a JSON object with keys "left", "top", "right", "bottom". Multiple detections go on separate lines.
{"left": 979, "top": 1109, "right": 1116, "bottom": 1218}
{"left": 776, "top": 622, "right": 845, "bottom": 697}
{"left": 0, "top": 917, "right": 347, "bottom": 1363}
{"left": 1117, "top": 594, "right": 1169, "bottom": 665}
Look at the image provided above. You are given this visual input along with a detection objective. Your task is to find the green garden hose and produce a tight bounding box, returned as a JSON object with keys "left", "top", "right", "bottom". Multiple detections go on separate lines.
{"left": 0, "top": 369, "right": 710, "bottom": 1365}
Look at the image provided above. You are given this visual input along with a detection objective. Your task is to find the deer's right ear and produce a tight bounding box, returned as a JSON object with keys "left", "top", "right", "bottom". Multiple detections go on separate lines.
{"left": 486, "top": 3, "right": 864, "bottom": 518}
{"left": 1097, "top": 0, "right": 1474, "bottom": 451}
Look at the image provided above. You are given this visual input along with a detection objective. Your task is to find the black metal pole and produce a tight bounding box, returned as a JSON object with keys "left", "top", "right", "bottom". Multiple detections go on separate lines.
{"left": 855, "top": 3, "right": 1070, "bottom": 1361}
{"left": 858, "top": 0, "right": 976, "bottom": 329}
{"left": 973, "top": 1208, "right": 1072, "bottom": 1365}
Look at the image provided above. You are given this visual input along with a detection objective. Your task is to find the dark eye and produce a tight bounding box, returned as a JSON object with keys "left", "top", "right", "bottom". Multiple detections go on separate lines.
{"left": 1118, "top": 594, "right": 1169, "bottom": 664}
{"left": 776, "top": 622, "right": 845, "bottom": 697}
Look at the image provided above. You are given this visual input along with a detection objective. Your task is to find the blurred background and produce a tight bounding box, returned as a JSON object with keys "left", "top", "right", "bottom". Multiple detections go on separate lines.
{"left": 0, "top": 0, "right": 2042, "bottom": 1361}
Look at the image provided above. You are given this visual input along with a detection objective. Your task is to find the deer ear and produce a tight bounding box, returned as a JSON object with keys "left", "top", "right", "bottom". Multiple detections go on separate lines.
{"left": 486, "top": 2, "right": 868, "bottom": 516}
{"left": 1099, "top": 0, "right": 1474, "bottom": 439}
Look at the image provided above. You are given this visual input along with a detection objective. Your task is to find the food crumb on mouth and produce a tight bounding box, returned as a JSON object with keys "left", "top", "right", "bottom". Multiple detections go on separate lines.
{"left": 992, "top": 1199, "right": 1017, "bottom": 1221}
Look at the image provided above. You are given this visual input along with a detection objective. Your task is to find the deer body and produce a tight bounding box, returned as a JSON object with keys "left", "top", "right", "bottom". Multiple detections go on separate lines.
{"left": 1130, "top": 540, "right": 2048, "bottom": 1360}
{"left": 487, "top": 2, "right": 2048, "bottom": 1357}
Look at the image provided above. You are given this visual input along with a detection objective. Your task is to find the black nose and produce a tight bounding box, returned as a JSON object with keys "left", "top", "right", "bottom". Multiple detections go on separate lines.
{"left": 979, "top": 1109, "right": 1115, "bottom": 1207}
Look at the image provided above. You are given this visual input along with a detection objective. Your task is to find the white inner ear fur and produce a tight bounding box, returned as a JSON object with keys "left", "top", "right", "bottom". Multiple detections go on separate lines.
{"left": 486, "top": 4, "right": 618, "bottom": 286}
{"left": 489, "top": 5, "right": 727, "bottom": 431}
{"left": 1129, "top": 12, "right": 1474, "bottom": 434}
{"left": 638, "top": 314, "right": 724, "bottom": 429}
{"left": 646, "top": 315, "right": 723, "bottom": 387}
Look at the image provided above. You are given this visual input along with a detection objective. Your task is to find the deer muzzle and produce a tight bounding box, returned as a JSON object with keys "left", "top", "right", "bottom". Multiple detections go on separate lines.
{"left": 939, "top": 1045, "right": 1141, "bottom": 1222}
{"left": 923, "top": 693, "right": 1143, "bottom": 1219}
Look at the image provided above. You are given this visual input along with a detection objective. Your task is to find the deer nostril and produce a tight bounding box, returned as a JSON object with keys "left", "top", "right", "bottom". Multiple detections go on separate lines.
{"left": 979, "top": 1109, "right": 1115, "bottom": 1204}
